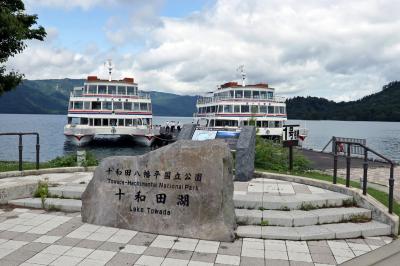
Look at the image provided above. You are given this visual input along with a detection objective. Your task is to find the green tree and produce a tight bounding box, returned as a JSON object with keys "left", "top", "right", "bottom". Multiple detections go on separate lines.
{"left": 0, "top": 0, "right": 46, "bottom": 95}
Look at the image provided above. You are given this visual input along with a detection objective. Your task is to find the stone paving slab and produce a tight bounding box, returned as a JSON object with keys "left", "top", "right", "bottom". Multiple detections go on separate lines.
{"left": 0, "top": 208, "right": 394, "bottom": 265}
{"left": 9, "top": 198, "right": 82, "bottom": 212}
{"left": 237, "top": 221, "right": 391, "bottom": 240}
{"left": 236, "top": 208, "right": 372, "bottom": 227}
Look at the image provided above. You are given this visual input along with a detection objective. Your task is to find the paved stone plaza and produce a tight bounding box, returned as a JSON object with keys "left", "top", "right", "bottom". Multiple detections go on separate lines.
{"left": 0, "top": 208, "right": 393, "bottom": 266}
{"left": 324, "top": 167, "right": 400, "bottom": 201}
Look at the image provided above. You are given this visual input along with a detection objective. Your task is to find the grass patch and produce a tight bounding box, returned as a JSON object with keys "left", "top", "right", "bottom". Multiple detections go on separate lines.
{"left": 260, "top": 220, "right": 269, "bottom": 226}
{"left": 347, "top": 214, "right": 371, "bottom": 223}
{"left": 299, "top": 202, "right": 318, "bottom": 211}
{"left": 34, "top": 179, "right": 49, "bottom": 209}
{"left": 0, "top": 151, "right": 98, "bottom": 172}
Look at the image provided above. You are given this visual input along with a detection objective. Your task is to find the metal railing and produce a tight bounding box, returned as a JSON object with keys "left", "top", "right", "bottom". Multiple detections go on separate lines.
{"left": 197, "top": 95, "right": 286, "bottom": 104}
{"left": 332, "top": 137, "right": 396, "bottom": 214}
{"left": 0, "top": 132, "right": 40, "bottom": 171}
{"left": 70, "top": 91, "right": 151, "bottom": 99}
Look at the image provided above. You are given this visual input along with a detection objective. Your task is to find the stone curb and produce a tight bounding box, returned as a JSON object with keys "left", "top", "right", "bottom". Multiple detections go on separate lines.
{"left": 0, "top": 166, "right": 96, "bottom": 179}
{"left": 340, "top": 239, "right": 400, "bottom": 266}
{"left": 254, "top": 171, "right": 399, "bottom": 235}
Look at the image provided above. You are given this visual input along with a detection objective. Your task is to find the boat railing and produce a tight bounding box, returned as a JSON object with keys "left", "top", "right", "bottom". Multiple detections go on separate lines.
{"left": 197, "top": 95, "right": 286, "bottom": 104}
{"left": 70, "top": 91, "right": 151, "bottom": 99}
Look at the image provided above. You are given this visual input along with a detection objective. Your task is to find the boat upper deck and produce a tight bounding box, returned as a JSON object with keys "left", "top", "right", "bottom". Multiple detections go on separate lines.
{"left": 197, "top": 81, "right": 285, "bottom": 105}
{"left": 69, "top": 76, "right": 150, "bottom": 99}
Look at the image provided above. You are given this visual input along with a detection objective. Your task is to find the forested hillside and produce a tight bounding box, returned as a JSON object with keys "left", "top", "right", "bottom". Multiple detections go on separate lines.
{"left": 286, "top": 81, "right": 400, "bottom": 121}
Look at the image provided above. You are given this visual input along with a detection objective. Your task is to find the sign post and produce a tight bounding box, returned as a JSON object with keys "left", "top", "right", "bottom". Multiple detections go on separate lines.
{"left": 282, "top": 125, "right": 300, "bottom": 171}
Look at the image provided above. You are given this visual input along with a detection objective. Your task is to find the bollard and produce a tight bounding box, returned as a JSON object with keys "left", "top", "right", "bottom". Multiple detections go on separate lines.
{"left": 77, "top": 150, "right": 86, "bottom": 167}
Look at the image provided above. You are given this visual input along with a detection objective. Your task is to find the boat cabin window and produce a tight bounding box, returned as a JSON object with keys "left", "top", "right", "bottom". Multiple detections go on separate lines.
{"left": 84, "top": 102, "right": 90, "bottom": 110}
{"left": 103, "top": 119, "right": 109, "bottom": 126}
{"left": 149, "top": 104, "right": 152, "bottom": 111}
{"left": 118, "top": 119, "right": 124, "bottom": 126}
{"left": 81, "top": 118, "right": 88, "bottom": 125}
{"left": 127, "top": 86, "right": 135, "bottom": 95}
{"left": 94, "top": 119, "right": 101, "bottom": 126}
{"left": 234, "top": 105, "right": 240, "bottom": 113}
{"left": 103, "top": 102, "right": 112, "bottom": 110}
{"left": 108, "top": 86, "right": 116, "bottom": 95}
{"left": 274, "top": 106, "right": 279, "bottom": 113}
{"left": 223, "top": 105, "right": 233, "bottom": 113}
{"left": 235, "top": 90, "right": 243, "bottom": 98}
{"left": 218, "top": 105, "right": 223, "bottom": 112}
{"left": 211, "top": 106, "right": 216, "bottom": 113}
{"left": 206, "top": 106, "right": 210, "bottom": 113}
{"left": 74, "top": 102, "right": 83, "bottom": 110}
{"left": 89, "top": 119, "right": 93, "bottom": 126}
{"left": 260, "top": 91, "right": 267, "bottom": 99}
{"left": 260, "top": 105, "right": 267, "bottom": 113}
{"left": 124, "top": 102, "right": 132, "bottom": 110}
{"left": 69, "top": 102, "right": 73, "bottom": 109}
{"left": 256, "top": 121, "right": 262, "bottom": 127}
{"left": 92, "top": 101, "right": 101, "bottom": 110}
{"left": 117, "top": 86, "right": 126, "bottom": 95}
{"left": 268, "top": 91, "right": 274, "bottom": 99}
{"left": 268, "top": 121, "right": 275, "bottom": 128}
{"left": 133, "top": 119, "right": 138, "bottom": 126}
{"left": 241, "top": 105, "right": 249, "bottom": 113}
{"left": 88, "top": 85, "right": 97, "bottom": 94}
{"left": 280, "top": 107, "right": 285, "bottom": 114}
{"left": 244, "top": 90, "right": 251, "bottom": 98}
{"left": 209, "top": 120, "right": 215, "bottom": 127}
{"left": 69, "top": 117, "right": 80, "bottom": 125}
{"left": 215, "top": 120, "right": 238, "bottom": 127}
{"left": 125, "top": 119, "right": 133, "bottom": 126}
{"left": 251, "top": 105, "right": 259, "bottom": 113}
{"left": 114, "top": 102, "right": 123, "bottom": 110}
{"left": 110, "top": 119, "right": 117, "bottom": 126}
{"left": 253, "top": 91, "right": 260, "bottom": 99}
{"left": 268, "top": 106, "right": 274, "bottom": 114}
{"left": 230, "top": 90, "right": 234, "bottom": 98}
{"left": 133, "top": 103, "right": 140, "bottom": 111}
{"left": 98, "top": 85, "right": 107, "bottom": 94}
{"left": 140, "top": 103, "right": 148, "bottom": 111}
{"left": 262, "top": 121, "right": 268, "bottom": 127}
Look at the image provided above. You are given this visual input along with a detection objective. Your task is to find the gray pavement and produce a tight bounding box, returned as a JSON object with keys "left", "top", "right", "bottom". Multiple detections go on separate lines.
{"left": 0, "top": 208, "right": 393, "bottom": 266}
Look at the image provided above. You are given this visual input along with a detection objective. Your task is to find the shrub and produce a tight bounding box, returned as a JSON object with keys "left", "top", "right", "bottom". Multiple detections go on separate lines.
{"left": 255, "top": 137, "right": 311, "bottom": 172}
{"left": 34, "top": 179, "right": 49, "bottom": 208}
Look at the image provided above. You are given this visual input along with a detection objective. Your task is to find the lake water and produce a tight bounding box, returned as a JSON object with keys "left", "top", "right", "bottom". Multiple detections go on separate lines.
{"left": 0, "top": 114, "right": 399, "bottom": 162}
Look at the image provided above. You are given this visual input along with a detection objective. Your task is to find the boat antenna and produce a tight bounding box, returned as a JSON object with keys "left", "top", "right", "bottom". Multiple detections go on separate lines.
{"left": 237, "top": 65, "right": 246, "bottom": 87}
{"left": 104, "top": 59, "right": 113, "bottom": 81}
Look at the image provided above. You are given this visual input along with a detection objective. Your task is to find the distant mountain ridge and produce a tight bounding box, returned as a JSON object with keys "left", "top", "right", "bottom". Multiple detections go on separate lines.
{"left": 286, "top": 81, "right": 400, "bottom": 121}
{"left": 0, "top": 79, "right": 399, "bottom": 121}
{"left": 0, "top": 79, "right": 197, "bottom": 117}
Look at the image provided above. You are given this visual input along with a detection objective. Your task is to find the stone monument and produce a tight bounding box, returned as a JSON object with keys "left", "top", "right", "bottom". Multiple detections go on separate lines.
{"left": 81, "top": 139, "right": 236, "bottom": 241}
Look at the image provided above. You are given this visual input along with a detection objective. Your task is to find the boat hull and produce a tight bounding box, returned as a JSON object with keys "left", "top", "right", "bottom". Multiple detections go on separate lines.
{"left": 65, "top": 134, "right": 94, "bottom": 146}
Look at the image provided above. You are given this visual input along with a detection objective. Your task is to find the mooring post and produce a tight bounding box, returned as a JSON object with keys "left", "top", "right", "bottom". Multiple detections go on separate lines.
{"left": 36, "top": 134, "right": 40, "bottom": 170}
{"left": 333, "top": 138, "right": 338, "bottom": 184}
{"left": 346, "top": 143, "right": 351, "bottom": 187}
{"left": 362, "top": 148, "right": 368, "bottom": 195}
{"left": 18, "top": 134, "right": 23, "bottom": 171}
{"left": 389, "top": 164, "right": 394, "bottom": 214}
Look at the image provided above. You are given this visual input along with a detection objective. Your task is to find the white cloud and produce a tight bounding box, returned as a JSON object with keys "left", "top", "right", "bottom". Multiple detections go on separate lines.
{"left": 9, "top": 0, "right": 400, "bottom": 101}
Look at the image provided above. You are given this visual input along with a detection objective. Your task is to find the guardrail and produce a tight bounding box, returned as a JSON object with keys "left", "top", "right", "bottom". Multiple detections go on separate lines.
{"left": 0, "top": 132, "right": 40, "bottom": 171}
{"left": 332, "top": 137, "right": 396, "bottom": 214}
{"left": 197, "top": 96, "right": 286, "bottom": 104}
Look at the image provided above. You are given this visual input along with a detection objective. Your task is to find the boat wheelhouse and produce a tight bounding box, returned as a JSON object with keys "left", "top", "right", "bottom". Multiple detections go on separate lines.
{"left": 195, "top": 72, "right": 287, "bottom": 139}
{"left": 64, "top": 74, "right": 159, "bottom": 146}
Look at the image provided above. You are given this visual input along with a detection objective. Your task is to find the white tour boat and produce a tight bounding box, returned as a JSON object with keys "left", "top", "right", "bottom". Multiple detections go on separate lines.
{"left": 195, "top": 68, "right": 288, "bottom": 139}
{"left": 64, "top": 63, "right": 159, "bottom": 146}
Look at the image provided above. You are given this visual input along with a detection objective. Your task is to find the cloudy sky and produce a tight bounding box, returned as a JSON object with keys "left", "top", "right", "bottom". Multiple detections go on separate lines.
{"left": 6, "top": 0, "right": 400, "bottom": 101}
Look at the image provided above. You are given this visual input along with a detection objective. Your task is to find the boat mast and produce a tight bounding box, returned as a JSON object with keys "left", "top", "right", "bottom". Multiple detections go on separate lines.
{"left": 237, "top": 65, "right": 246, "bottom": 87}
{"left": 105, "top": 59, "right": 113, "bottom": 82}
